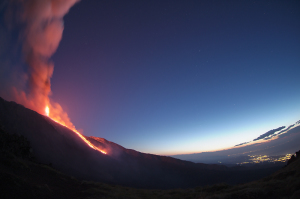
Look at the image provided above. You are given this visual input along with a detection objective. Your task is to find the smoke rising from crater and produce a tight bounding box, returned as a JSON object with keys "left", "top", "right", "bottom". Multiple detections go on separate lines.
{"left": 1, "top": 0, "right": 79, "bottom": 129}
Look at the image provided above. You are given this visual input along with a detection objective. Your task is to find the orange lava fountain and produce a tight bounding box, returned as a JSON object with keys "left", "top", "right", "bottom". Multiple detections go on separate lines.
{"left": 45, "top": 106, "right": 106, "bottom": 154}
{"left": 45, "top": 106, "right": 50, "bottom": 117}
{"left": 6, "top": 1, "right": 105, "bottom": 154}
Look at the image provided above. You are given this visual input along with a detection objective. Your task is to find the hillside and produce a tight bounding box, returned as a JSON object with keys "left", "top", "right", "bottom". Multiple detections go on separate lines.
{"left": 0, "top": 126, "right": 299, "bottom": 198}
{"left": 0, "top": 97, "right": 285, "bottom": 189}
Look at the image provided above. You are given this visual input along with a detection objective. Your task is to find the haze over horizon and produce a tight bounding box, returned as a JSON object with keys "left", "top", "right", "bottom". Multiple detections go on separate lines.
{"left": 0, "top": 0, "right": 300, "bottom": 155}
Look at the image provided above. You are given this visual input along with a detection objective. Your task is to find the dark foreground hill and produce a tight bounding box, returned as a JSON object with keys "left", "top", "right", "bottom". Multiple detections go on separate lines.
{"left": 0, "top": 127, "right": 299, "bottom": 199}
{"left": 0, "top": 97, "right": 283, "bottom": 189}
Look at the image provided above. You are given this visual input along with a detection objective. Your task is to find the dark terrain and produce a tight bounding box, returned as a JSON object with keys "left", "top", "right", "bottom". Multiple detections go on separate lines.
{"left": 0, "top": 127, "right": 299, "bottom": 198}
{"left": 1, "top": 97, "right": 299, "bottom": 198}
{"left": 0, "top": 97, "right": 283, "bottom": 189}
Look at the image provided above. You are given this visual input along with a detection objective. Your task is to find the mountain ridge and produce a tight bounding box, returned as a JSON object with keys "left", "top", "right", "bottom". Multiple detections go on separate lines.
{"left": 0, "top": 97, "right": 284, "bottom": 189}
{"left": 1, "top": 123, "right": 299, "bottom": 198}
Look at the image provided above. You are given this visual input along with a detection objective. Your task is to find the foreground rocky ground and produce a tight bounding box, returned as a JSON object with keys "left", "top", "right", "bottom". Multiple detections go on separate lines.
{"left": 0, "top": 125, "right": 300, "bottom": 199}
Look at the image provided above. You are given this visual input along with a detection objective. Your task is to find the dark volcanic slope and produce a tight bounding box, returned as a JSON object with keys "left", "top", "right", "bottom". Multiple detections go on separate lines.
{"left": 86, "top": 136, "right": 228, "bottom": 170}
{"left": 1, "top": 125, "right": 300, "bottom": 199}
{"left": 0, "top": 97, "right": 282, "bottom": 189}
{"left": 0, "top": 126, "right": 300, "bottom": 199}
{"left": 0, "top": 98, "right": 118, "bottom": 184}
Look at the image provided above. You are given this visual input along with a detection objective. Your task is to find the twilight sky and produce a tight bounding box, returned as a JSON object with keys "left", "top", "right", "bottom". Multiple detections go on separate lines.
{"left": 1, "top": 0, "right": 300, "bottom": 155}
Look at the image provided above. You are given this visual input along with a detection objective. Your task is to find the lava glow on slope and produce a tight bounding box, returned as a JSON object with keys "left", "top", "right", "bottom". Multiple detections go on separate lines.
{"left": 45, "top": 106, "right": 106, "bottom": 154}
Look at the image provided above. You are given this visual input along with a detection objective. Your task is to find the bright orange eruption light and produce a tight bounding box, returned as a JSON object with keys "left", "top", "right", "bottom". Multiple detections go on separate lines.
{"left": 45, "top": 106, "right": 50, "bottom": 116}
{"left": 45, "top": 106, "right": 106, "bottom": 154}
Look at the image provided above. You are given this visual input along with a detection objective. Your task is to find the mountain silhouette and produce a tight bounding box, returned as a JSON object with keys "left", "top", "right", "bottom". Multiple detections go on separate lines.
{"left": 0, "top": 97, "right": 283, "bottom": 189}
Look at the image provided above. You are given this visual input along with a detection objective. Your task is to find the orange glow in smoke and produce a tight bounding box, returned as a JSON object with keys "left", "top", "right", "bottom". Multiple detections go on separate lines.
{"left": 45, "top": 106, "right": 50, "bottom": 116}
{"left": 45, "top": 106, "right": 106, "bottom": 154}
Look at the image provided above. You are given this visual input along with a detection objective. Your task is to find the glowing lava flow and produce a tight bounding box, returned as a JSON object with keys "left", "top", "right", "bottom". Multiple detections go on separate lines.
{"left": 45, "top": 106, "right": 106, "bottom": 154}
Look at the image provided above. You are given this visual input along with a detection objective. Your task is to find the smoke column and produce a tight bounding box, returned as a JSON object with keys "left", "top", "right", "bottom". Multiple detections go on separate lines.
{"left": 3, "top": 0, "right": 79, "bottom": 129}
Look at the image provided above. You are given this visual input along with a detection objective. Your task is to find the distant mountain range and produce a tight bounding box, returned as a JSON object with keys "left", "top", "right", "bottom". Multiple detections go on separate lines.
{"left": 0, "top": 97, "right": 289, "bottom": 189}
{"left": 172, "top": 121, "right": 300, "bottom": 164}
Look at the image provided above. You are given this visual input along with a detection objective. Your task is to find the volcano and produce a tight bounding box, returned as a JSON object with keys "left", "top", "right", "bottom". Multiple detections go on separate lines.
{"left": 0, "top": 97, "right": 283, "bottom": 189}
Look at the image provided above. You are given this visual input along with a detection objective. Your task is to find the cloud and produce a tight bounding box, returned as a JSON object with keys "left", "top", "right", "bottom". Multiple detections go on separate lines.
{"left": 253, "top": 126, "right": 285, "bottom": 141}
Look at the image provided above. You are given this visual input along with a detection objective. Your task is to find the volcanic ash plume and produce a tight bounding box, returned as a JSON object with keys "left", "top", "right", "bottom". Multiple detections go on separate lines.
{"left": 8, "top": 0, "right": 79, "bottom": 129}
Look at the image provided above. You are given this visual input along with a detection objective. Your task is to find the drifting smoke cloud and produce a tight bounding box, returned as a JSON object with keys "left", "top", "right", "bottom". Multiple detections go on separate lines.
{"left": 1, "top": 0, "right": 79, "bottom": 129}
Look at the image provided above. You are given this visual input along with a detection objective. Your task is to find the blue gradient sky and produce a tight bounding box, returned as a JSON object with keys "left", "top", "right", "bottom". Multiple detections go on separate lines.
{"left": 2, "top": 0, "right": 300, "bottom": 155}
